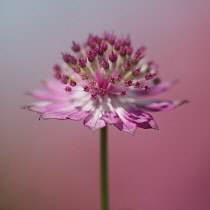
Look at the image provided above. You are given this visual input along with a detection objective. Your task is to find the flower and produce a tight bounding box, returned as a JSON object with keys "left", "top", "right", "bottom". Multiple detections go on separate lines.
{"left": 23, "top": 33, "right": 188, "bottom": 135}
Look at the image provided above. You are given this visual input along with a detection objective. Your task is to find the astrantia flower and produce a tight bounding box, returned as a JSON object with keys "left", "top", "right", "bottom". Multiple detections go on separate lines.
{"left": 23, "top": 33, "right": 188, "bottom": 135}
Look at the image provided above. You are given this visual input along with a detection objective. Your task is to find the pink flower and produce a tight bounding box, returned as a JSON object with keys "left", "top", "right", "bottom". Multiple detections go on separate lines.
{"left": 23, "top": 33, "right": 188, "bottom": 135}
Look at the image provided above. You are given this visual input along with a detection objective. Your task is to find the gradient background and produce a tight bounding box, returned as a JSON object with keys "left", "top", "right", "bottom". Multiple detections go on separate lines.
{"left": 1, "top": 0, "right": 210, "bottom": 209}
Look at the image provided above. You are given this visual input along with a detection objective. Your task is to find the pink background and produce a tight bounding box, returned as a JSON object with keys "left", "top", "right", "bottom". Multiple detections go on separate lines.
{"left": 1, "top": 0, "right": 210, "bottom": 209}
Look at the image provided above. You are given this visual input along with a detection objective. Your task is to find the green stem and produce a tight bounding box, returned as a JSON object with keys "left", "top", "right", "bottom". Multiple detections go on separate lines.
{"left": 100, "top": 126, "right": 109, "bottom": 210}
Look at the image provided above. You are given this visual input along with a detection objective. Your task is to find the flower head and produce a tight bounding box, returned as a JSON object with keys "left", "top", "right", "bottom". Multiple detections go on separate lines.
{"left": 23, "top": 33, "right": 188, "bottom": 135}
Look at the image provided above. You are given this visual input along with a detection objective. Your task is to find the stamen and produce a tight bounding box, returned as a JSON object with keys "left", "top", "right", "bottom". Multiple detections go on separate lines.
{"left": 101, "top": 42, "right": 108, "bottom": 51}
{"left": 95, "top": 45, "right": 103, "bottom": 55}
{"left": 62, "top": 53, "right": 71, "bottom": 63}
{"left": 126, "top": 46, "right": 133, "bottom": 56}
{"left": 102, "top": 59, "right": 109, "bottom": 69}
{"left": 110, "top": 77, "right": 116, "bottom": 84}
{"left": 71, "top": 41, "right": 80, "bottom": 52}
{"left": 81, "top": 74, "right": 89, "bottom": 80}
{"left": 84, "top": 85, "right": 90, "bottom": 92}
{"left": 116, "top": 73, "right": 122, "bottom": 81}
{"left": 131, "top": 55, "right": 140, "bottom": 64}
{"left": 114, "top": 42, "right": 121, "bottom": 51}
{"left": 68, "top": 55, "right": 77, "bottom": 65}
{"left": 54, "top": 72, "right": 61, "bottom": 80}
{"left": 133, "top": 81, "right": 140, "bottom": 88}
{"left": 109, "top": 51, "right": 118, "bottom": 62}
{"left": 145, "top": 72, "right": 154, "bottom": 80}
{"left": 142, "top": 85, "right": 149, "bottom": 90}
{"left": 53, "top": 64, "right": 60, "bottom": 72}
{"left": 78, "top": 57, "right": 87, "bottom": 68}
{"left": 108, "top": 35, "right": 116, "bottom": 45}
{"left": 61, "top": 75, "right": 69, "bottom": 84}
{"left": 120, "top": 47, "right": 126, "bottom": 57}
{"left": 87, "top": 51, "right": 95, "bottom": 62}
{"left": 132, "top": 68, "right": 141, "bottom": 76}
{"left": 65, "top": 86, "right": 72, "bottom": 92}
{"left": 99, "top": 88, "right": 106, "bottom": 95}
{"left": 70, "top": 80, "right": 77, "bottom": 87}
{"left": 72, "top": 66, "right": 81, "bottom": 73}
{"left": 89, "top": 80, "right": 96, "bottom": 86}
{"left": 91, "top": 92, "right": 97, "bottom": 99}
{"left": 119, "top": 90, "right": 126, "bottom": 96}
{"left": 123, "top": 60, "right": 131, "bottom": 71}
{"left": 135, "top": 46, "right": 146, "bottom": 58}
{"left": 125, "top": 80, "right": 133, "bottom": 86}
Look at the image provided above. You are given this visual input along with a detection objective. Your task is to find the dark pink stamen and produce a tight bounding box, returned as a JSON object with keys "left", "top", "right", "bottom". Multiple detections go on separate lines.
{"left": 114, "top": 42, "right": 121, "bottom": 50}
{"left": 142, "top": 85, "right": 149, "bottom": 90}
{"left": 61, "top": 75, "right": 69, "bottom": 84}
{"left": 102, "top": 59, "right": 109, "bottom": 69}
{"left": 72, "top": 66, "right": 80, "bottom": 73}
{"left": 125, "top": 80, "right": 133, "bottom": 86}
{"left": 132, "top": 68, "right": 141, "bottom": 76}
{"left": 120, "top": 47, "right": 126, "bottom": 57}
{"left": 133, "top": 81, "right": 140, "bottom": 88}
{"left": 71, "top": 41, "right": 80, "bottom": 52}
{"left": 99, "top": 88, "right": 106, "bottom": 95}
{"left": 87, "top": 51, "right": 95, "bottom": 62}
{"left": 65, "top": 86, "right": 72, "bottom": 92}
{"left": 135, "top": 46, "right": 146, "bottom": 57}
{"left": 69, "top": 55, "right": 77, "bottom": 64}
{"left": 116, "top": 73, "right": 122, "bottom": 81}
{"left": 91, "top": 92, "right": 97, "bottom": 99}
{"left": 81, "top": 74, "right": 89, "bottom": 80}
{"left": 132, "top": 55, "right": 140, "bottom": 64}
{"left": 78, "top": 57, "right": 87, "bottom": 68}
{"left": 54, "top": 72, "right": 61, "bottom": 80}
{"left": 123, "top": 61, "right": 131, "bottom": 71}
{"left": 101, "top": 42, "right": 108, "bottom": 51}
{"left": 62, "top": 53, "right": 71, "bottom": 63}
{"left": 108, "top": 35, "right": 116, "bottom": 45}
{"left": 89, "top": 80, "right": 96, "bottom": 86}
{"left": 145, "top": 72, "right": 153, "bottom": 80}
{"left": 70, "top": 80, "right": 77, "bottom": 87}
{"left": 126, "top": 46, "right": 133, "bottom": 56}
{"left": 53, "top": 64, "right": 60, "bottom": 72}
{"left": 109, "top": 51, "right": 118, "bottom": 62}
{"left": 120, "top": 90, "right": 126, "bottom": 96}
{"left": 84, "top": 85, "right": 90, "bottom": 92}
{"left": 110, "top": 77, "right": 116, "bottom": 84}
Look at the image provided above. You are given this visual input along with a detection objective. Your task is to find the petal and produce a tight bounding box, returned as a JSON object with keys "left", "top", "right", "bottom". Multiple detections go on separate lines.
{"left": 22, "top": 101, "right": 52, "bottom": 114}
{"left": 121, "top": 108, "right": 159, "bottom": 130}
{"left": 41, "top": 79, "right": 67, "bottom": 93}
{"left": 128, "top": 80, "right": 177, "bottom": 97}
{"left": 26, "top": 90, "right": 70, "bottom": 101}
{"left": 67, "top": 108, "right": 91, "bottom": 121}
{"left": 102, "top": 111, "right": 119, "bottom": 124}
{"left": 113, "top": 118, "right": 137, "bottom": 135}
{"left": 84, "top": 108, "right": 106, "bottom": 131}
{"left": 134, "top": 99, "right": 189, "bottom": 112}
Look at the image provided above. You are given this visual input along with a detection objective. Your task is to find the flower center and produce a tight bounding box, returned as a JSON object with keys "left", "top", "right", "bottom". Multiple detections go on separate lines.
{"left": 53, "top": 33, "right": 159, "bottom": 100}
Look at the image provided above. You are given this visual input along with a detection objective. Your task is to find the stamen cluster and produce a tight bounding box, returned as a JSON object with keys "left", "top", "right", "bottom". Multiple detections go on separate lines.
{"left": 53, "top": 33, "right": 159, "bottom": 100}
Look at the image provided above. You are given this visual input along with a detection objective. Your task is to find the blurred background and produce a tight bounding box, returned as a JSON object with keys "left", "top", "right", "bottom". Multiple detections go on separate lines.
{"left": 1, "top": 0, "right": 210, "bottom": 209}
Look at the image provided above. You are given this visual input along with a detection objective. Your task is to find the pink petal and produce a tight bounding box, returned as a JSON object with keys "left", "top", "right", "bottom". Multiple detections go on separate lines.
{"left": 122, "top": 109, "right": 159, "bottom": 129}
{"left": 102, "top": 111, "right": 119, "bottom": 124}
{"left": 41, "top": 79, "right": 66, "bottom": 93}
{"left": 67, "top": 108, "right": 91, "bottom": 121}
{"left": 129, "top": 81, "right": 177, "bottom": 97}
{"left": 135, "top": 99, "right": 189, "bottom": 112}
{"left": 26, "top": 90, "right": 70, "bottom": 101}
{"left": 84, "top": 109, "right": 106, "bottom": 131}
{"left": 113, "top": 118, "right": 137, "bottom": 135}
